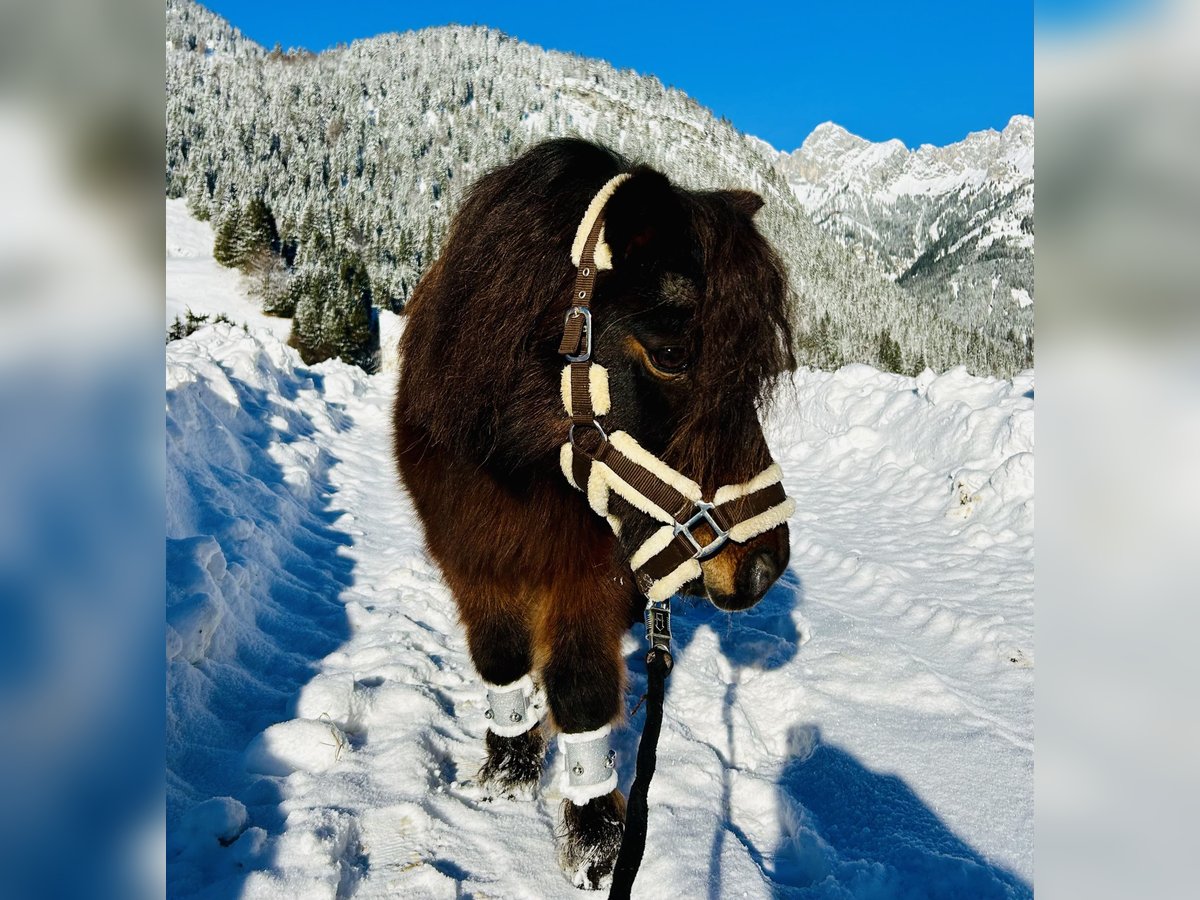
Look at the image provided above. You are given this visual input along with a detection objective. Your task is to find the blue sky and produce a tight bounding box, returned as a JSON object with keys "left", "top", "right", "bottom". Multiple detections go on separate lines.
{"left": 203, "top": 1, "right": 1032, "bottom": 150}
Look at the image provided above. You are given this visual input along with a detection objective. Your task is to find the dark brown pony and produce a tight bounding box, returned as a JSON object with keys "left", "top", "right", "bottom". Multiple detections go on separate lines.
{"left": 393, "top": 138, "right": 794, "bottom": 888}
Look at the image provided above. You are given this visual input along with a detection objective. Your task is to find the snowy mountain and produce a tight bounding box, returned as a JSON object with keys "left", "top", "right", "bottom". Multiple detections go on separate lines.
{"left": 165, "top": 200, "right": 1033, "bottom": 897}
{"left": 165, "top": 0, "right": 1029, "bottom": 376}
{"left": 776, "top": 117, "right": 1034, "bottom": 350}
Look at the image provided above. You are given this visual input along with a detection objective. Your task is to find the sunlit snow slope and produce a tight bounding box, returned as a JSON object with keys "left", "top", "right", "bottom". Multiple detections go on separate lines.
{"left": 166, "top": 198, "right": 292, "bottom": 341}
{"left": 166, "top": 204, "right": 1033, "bottom": 899}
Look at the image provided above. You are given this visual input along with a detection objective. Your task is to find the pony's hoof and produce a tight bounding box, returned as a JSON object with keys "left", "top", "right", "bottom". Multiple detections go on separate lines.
{"left": 558, "top": 791, "right": 625, "bottom": 890}
{"left": 476, "top": 725, "right": 546, "bottom": 801}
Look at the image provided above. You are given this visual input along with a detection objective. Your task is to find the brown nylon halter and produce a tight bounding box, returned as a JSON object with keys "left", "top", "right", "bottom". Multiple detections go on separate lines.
{"left": 557, "top": 186, "right": 790, "bottom": 604}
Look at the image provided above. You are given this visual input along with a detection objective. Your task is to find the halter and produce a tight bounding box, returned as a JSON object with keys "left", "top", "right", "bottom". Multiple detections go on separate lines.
{"left": 557, "top": 174, "right": 795, "bottom": 625}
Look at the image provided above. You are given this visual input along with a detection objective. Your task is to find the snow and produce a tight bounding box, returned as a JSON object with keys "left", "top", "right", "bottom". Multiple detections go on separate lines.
{"left": 166, "top": 198, "right": 293, "bottom": 341}
{"left": 244, "top": 719, "right": 351, "bottom": 777}
{"left": 376, "top": 309, "right": 405, "bottom": 375}
{"left": 782, "top": 118, "right": 1032, "bottom": 208}
{"left": 167, "top": 206, "right": 1033, "bottom": 898}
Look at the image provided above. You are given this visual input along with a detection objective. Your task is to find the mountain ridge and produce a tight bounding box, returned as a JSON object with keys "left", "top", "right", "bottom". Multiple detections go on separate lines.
{"left": 774, "top": 115, "right": 1034, "bottom": 350}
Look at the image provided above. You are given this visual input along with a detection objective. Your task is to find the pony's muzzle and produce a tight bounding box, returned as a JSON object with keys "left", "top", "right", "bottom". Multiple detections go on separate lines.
{"left": 701, "top": 524, "right": 789, "bottom": 611}
{"left": 741, "top": 547, "right": 780, "bottom": 602}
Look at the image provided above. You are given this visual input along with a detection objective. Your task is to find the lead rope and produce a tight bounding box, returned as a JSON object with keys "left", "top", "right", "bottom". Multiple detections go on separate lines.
{"left": 609, "top": 600, "right": 672, "bottom": 899}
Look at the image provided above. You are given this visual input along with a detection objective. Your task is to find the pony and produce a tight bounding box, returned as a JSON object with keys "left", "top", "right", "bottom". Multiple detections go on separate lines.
{"left": 393, "top": 138, "right": 795, "bottom": 889}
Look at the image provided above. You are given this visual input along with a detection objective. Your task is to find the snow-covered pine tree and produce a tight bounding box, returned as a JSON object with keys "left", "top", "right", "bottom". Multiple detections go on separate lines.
{"left": 240, "top": 197, "right": 279, "bottom": 258}
{"left": 290, "top": 276, "right": 330, "bottom": 364}
{"left": 212, "top": 207, "right": 242, "bottom": 268}
{"left": 323, "top": 255, "right": 375, "bottom": 369}
{"left": 877, "top": 329, "right": 904, "bottom": 374}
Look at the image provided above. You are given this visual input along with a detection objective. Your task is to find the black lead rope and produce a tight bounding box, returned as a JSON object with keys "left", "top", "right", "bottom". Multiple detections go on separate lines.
{"left": 609, "top": 603, "right": 674, "bottom": 899}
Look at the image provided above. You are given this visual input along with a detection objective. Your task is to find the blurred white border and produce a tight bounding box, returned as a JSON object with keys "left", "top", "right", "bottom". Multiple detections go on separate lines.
{"left": 0, "top": 2, "right": 164, "bottom": 898}
{"left": 1038, "top": 2, "right": 1199, "bottom": 898}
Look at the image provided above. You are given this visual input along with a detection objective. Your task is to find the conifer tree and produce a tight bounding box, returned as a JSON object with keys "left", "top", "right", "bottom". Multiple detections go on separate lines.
{"left": 212, "top": 208, "right": 242, "bottom": 268}
{"left": 240, "top": 197, "right": 278, "bottom": 257}
{"left": 323, "top": 255, "right": 375, "bottom": 368}
{"left": 290, "top": 290, "right": 327, "bottom": 365}
{"left": 877, "top": 329, "right": 904, "bottom": 374}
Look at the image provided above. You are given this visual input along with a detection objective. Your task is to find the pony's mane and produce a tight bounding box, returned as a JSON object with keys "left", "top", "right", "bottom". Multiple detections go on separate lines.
{"left": 399, "top": 139, "right": 620, "bottom": 467}
{"left": 398, "top": 138, "right": 795, "bottom": 475}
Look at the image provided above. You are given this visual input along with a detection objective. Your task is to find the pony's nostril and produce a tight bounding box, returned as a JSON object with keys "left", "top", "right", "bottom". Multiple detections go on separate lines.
{"left": 740, "top": 549, "right": 779, "bottom": 603}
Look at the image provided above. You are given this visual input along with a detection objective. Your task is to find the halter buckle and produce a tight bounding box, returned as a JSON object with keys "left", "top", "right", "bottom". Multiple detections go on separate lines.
{"left": 564, "top": 307, "right": 593, "bottom": 362}
{"left": 674, "top": 502, "right": 730, "bottom": 560}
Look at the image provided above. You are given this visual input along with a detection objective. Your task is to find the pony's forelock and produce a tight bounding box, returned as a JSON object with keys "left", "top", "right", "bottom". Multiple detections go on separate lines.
{"left": 663, "top": 192, "right": 796, "bottom": 486}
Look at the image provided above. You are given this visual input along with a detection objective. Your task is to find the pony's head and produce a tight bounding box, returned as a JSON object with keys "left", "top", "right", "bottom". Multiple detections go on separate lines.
{"left": 403, "top": 139, "right": 795, "bottom": 611}
{"left": 574, "top": 163, "right": 795, "bottom": 611}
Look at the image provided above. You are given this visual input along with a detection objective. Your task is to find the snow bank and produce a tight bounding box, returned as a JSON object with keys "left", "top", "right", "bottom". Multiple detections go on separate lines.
{"left": 772, "top": 364, "right": 1034, "bottom": 530}
{"left": 244, "top": 718, "right": 349, "bottom": 776}
{"left": 166, "top": 535, "right": 228, "bottom": 665}
{"left": 166, "top": 325, "right": 375, "bottom": 896}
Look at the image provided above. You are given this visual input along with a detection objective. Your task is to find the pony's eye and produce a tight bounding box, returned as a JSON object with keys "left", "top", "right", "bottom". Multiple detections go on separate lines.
{"left": 649, "top": 346, "right": 690, "bottom": 374}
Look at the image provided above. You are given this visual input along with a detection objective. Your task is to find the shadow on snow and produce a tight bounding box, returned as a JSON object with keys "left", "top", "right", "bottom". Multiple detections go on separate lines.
{"left": 764, "top": 725, "right": 1031, "bottom": 899}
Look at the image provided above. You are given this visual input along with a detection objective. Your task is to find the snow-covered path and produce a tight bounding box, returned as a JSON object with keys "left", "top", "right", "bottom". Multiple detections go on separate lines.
{"left": 167, "top": 211, "right": 1033, "bottom": 899}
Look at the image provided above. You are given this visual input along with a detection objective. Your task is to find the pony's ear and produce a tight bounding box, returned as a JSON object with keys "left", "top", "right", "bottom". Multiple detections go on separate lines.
{"left": 601, "top": 168, "right": 685, "bottom": 268}
{"left": 720, "top": 189, "right": 765, "bottom": 218}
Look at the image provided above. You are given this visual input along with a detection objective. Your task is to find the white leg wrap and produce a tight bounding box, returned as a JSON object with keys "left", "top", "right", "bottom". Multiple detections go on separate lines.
{"left": 484, "top": 675, "right": 546, "bottom": 738}
{"left": 558, "top": 724, "right": 618, "bottom": 805}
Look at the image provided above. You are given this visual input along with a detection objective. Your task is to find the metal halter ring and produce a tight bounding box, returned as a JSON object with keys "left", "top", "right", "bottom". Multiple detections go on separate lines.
{"left": 674, "top": 501, "right": 730, "bottom": 560}
{"left": 564, "top": 306, "right": 593, "bottom": 362}
{"left": 568, "top": 418, "right": 608, "bottom": 456}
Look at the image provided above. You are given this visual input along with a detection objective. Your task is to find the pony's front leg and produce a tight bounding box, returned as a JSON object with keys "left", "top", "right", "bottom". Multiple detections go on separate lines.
{"left": 538, "top": 599, "right": 629, "bottom": 890}
{"left": 459, "top": 593, "right": 548, "bottom": 801}
{"left": 476, "top": 677, "right": 549, "bottom": 801}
